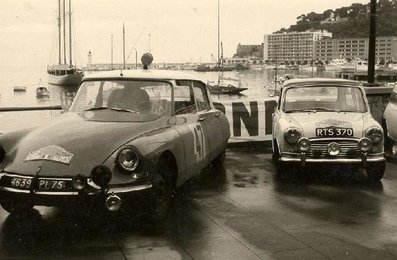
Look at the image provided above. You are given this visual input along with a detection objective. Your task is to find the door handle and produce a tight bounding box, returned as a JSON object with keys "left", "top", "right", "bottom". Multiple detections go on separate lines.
{"left": 198, "top": 116, "right": 205, "bottom": 121}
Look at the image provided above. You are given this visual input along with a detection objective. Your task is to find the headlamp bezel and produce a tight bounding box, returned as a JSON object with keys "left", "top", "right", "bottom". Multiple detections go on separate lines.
{"left": 116, "top": 146, "right": 140, "bottom": 172}
{"left": 284, "top": 127, "right": 302, "bottom": 144}
{"left": 365, "top": 127, "right": 383, "bottom": 143}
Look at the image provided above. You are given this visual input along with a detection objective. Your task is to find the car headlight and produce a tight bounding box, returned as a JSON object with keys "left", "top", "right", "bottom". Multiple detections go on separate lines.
{"left": 284, "top": 127, "right": 302, "bottom": 144}
{"left": 365, "top": 127, "right": 383, "bottom": 143}
{"left": 116, "top": 147, "right": 140, "bottom": 172}
{"left": 298, "top": 137, "right": 310, "bottom": 152}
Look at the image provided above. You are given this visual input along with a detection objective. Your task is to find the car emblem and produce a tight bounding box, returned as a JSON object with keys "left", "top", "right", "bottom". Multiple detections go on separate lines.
{"left": 315, "top": 119, "right": 352, "bottom": 128}
{"left": 24, "top": 145, "right": 74, "bottom": 165}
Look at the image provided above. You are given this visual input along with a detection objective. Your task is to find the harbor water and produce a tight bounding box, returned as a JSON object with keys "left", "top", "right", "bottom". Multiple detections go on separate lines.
{"left": 0, "top": 65, "right": 336, "bottom": 133}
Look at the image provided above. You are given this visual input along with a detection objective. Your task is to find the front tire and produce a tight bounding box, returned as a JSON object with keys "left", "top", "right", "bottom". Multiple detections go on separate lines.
{"left": 367, "top": 161, "right": 385, "bottom": 182}
{"left": 0, "top": 199, "right": 34, "bottom": 214}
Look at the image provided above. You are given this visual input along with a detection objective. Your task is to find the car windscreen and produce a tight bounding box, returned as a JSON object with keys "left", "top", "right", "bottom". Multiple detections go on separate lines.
{"left": 69, "top": 80, "right": 172, "bottom": 117}
{"left": 283, "top": 85, "right": 367, "bottom": 113}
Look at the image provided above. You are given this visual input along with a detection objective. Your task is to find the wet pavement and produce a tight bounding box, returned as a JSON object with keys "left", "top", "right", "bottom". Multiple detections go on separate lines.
{"left": 1, "top": 148, "right": 397, "bottom": 259}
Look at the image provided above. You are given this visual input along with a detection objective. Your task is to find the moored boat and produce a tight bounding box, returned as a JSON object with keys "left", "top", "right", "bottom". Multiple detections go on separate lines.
{"left": 36, "top": 86, "right": 50, "bottom": 98}
{"left": 47, "top": 0, "right": 83, "bottom": 86}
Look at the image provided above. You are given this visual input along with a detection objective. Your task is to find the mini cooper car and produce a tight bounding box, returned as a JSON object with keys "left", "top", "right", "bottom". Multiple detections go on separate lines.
{"left": 272, "top": 78, "right": 385, "bottom": 181}
{"left": 0, "top": 56, "right": 230, "bottom": 220}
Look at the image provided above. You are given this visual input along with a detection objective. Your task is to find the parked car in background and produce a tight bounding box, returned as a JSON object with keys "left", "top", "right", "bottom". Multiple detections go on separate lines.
{"left": 0, "top": 54, "right": 230, "bottom": 221}
{"left": 272, "top": 78, "right": 385, "bottom": 181}
{"left": 382, "top": 84, "right": 397, "bottom": 154}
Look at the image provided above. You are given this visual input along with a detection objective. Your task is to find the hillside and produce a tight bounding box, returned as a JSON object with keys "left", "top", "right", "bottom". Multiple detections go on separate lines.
{"left": 275, "top": 0, "right": 397, "bottom": 37}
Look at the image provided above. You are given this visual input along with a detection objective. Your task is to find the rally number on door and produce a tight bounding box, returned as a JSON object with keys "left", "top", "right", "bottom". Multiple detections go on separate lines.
{"left": 191, "top": 124, "right": 207, "bottom": 161}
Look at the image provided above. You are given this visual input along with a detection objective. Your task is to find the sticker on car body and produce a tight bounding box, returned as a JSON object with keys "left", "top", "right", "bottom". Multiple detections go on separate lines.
{"left": 189, "top": 124, "right": 207, "bottom": 161}
{"left": 24, "top": 145, "right": 74, "bottom": 165}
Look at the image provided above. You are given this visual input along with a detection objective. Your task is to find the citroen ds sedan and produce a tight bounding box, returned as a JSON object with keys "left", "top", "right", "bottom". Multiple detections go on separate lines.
{"left": 272, "top": 78, "right": 385, "bottom": 181}
{"left": 0, "top": 58, "right": 230, "bottom": 220}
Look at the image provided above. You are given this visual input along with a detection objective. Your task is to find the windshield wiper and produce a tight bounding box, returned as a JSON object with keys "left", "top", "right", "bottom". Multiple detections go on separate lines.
{"left": 84, "top": 106, "right": 110, "bottom": 111}
{"left": 109, "top": 107, "right": 138, "bottom": 113}
{"left": 285, "top": 109, "right": 316, "bottom": 113}
{"left": 311, "top": 107, "right": 340, "bottom": 112}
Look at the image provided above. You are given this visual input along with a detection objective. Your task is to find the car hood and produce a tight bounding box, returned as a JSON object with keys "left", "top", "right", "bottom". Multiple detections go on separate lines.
{"left": 283, "top": 112, "right": 375, "bottom": 138}
{"left": 3, "top": 112, "right": 169, "bottom": 177}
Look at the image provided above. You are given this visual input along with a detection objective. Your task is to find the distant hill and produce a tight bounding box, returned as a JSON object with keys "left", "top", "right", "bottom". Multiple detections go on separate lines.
{"left": 275, "top": 0, "right": 397, "bottom": 38}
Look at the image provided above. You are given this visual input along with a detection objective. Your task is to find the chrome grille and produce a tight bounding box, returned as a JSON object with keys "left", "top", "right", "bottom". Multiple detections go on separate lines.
{"left": 306, "top": 139, "right": 360, "bottom": 158}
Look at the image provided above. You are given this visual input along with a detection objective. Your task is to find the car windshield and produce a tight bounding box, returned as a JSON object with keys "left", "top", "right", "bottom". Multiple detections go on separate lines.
{"left": 69, "top": 80, "right": 173, "bottom": 117}
{"left": 283, "top": 85, "right": 367, "bottom": 113}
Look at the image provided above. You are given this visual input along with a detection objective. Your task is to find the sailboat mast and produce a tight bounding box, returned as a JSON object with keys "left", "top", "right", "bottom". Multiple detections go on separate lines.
{"left": 63, "top": 0, "right": 66, "bottom": 64}
{"left": 111, "top": 34, "right": 114, "bottom": 70}
{"left": 217, "top": 0, "right": 220, "bottom": 65}
{"left": 58, "top": 0, "right": 61, "bottom": 64}
{"left": 68, "top": 0, "right": 73, "bottom": 66}
{"left": 123, "top": 23, "right": 126, "bottom": 70}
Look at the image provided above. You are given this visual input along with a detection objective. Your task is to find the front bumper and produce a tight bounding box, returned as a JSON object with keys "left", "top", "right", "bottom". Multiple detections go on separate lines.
{"left": 0, "top": 172, "right": 153, "bottom": 208}
{"left": 280, "top": 152, "right": 385, "bottom": 166}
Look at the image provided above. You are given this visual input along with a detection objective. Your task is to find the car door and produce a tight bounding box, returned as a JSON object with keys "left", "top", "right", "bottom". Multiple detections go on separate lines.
{"left": 192, "top": 80, "right": 225, "bottom": 161}
{"left": 173, "top": 81, "right": 210, "bottom": 182}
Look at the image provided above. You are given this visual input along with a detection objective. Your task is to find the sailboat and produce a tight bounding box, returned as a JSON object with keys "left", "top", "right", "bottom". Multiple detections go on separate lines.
{"left": 194, "top": 0, "right": 232, "bottom": 72}
{"left": 47, "top": 0, "right": 83, "bottom": 86}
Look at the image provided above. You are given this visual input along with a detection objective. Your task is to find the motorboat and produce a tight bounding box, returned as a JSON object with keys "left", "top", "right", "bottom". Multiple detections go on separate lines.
{"left": 36, "top": 86, "right": 50, "bottom": 98}
{"left": 13, "top": 86, "right": 27, "bottom": 92}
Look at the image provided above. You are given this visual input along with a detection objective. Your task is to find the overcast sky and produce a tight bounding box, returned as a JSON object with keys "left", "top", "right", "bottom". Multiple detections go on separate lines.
{"left": 0, "top": 0, "right": 370, "bottom": 67}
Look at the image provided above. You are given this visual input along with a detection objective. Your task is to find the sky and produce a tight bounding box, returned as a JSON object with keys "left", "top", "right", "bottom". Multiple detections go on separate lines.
{"left": 0, "top": 0, "right": 370, "bottom": 68}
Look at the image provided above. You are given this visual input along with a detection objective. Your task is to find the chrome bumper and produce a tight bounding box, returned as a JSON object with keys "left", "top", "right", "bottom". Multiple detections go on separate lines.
{"left": 280, "top": 152, "right": 385, "bottom": 166}
{"left": 0, "top": 173, "right": 152, "bottom": 196}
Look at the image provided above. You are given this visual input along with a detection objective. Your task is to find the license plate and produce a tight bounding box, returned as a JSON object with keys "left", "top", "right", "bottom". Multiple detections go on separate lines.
{"left": 316, "top": 127, "right": 353, "bottom": 137}
{"left": 10, "top": 177, "right": 66, "bottom": 191}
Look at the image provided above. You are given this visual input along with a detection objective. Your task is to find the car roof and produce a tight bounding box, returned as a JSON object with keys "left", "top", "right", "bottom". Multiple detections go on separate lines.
{"left": 82, "top": 69, "right": 205, "bottom": 82}
{"left": 283, "top": 77, "right": 363, "bottom": 88}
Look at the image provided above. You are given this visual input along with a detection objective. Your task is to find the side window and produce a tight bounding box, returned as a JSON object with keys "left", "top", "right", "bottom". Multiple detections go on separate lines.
{"left": 174, "top": 80, "right": 196, "bottom": 115}
{"left": 192, "top": 81, "right": 211, "bottom": 111}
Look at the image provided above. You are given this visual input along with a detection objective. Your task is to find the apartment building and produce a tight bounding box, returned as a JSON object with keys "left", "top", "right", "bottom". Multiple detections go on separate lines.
{"left": 263, "top": 30, "right": 332, "bottom": 63}
{"left": 315, "top": 36, "right": 397, "bottom": 63}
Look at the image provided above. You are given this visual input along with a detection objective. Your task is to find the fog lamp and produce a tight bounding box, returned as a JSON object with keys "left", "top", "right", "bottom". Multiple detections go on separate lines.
{"left": 327, "top": 142, "right": 341, "bottom": 156}
{"left": 72, "top": 174, "right": 87, "bottom": 190}
{"left": 91, "top": 165, "right": 112, "bottom": 188}
{"left": 105, "top": 194, "right": 122, "bottom": 211}
{"left": 298, "top": 137, "right": 310, "bottom": 152}
{"left": 358, "top": 138, "right": 371, "bottom": 152}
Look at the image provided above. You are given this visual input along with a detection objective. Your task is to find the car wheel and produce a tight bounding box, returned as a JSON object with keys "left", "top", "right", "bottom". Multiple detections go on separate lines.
{"left": 382, "top": 120, "right": 393, "bottom": 153}
{"left": 367, "top": 161, "right": 385, "bottom": 182}
{"left": 211, "top": 150, "right": 226, "bottom": 169}
{"left": 272, "top": 139, "right": 280, "bottom": 163}
{"left": 0, "top": 199, "right": 34, "bottom": 214}
{"left": 147, "top": 165, "right": 175, "bottom": 223}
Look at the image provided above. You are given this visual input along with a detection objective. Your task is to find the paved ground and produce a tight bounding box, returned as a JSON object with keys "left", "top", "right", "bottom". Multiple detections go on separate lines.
{"left": 1, "top": 147, "right": 397, "bottom": 259}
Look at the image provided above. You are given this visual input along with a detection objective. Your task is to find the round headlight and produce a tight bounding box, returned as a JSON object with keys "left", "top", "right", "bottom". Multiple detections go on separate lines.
{"left": 298, "top": 137, "right": 310, "bottom": 152}
{"left": 327, "top": 142, "right": 341, "bottom": 156}
{"left": 117, "top": 147, "right": 140, "bottom": 172}
{"left": 365, "top": 127, "right": 383, "bottom": 143}
{"left": 358, "top": 138, "right": 371, "bottom": 152}
{"left": 284, "top": 128, "right": 302, "bottom": 144}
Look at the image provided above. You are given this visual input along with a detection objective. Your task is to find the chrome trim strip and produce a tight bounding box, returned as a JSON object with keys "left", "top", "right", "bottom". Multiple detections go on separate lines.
{"left": 280, "top": 157, "right": 385, "bottom": 163}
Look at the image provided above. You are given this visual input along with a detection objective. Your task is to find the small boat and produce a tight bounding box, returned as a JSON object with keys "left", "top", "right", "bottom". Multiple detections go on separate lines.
{"left": 36, "top": 86, "right": 50, "bottom": 98}
{"left": 208, "top": 76, "right": 247, "bottom": 95}
{"left": 13, "top": 86, "right": 27, "bottom": 92}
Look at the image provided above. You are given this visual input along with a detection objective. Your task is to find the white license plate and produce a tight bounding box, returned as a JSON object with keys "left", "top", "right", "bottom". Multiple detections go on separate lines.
{"left": 10, "top": 177, "right": 66, "bottom": 191}
{"left": 316, "top": 127, "right": 353, "bottom": 137}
